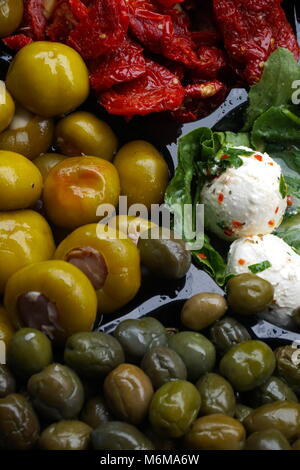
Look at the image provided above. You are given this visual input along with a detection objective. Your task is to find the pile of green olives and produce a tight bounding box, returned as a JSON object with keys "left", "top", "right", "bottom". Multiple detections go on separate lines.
{"left": 1, "top": 291, "right": 300, "bottom": 451}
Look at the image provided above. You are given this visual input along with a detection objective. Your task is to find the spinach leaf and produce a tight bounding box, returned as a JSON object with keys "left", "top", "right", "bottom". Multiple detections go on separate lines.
{"left": 192, "top": 234, "right": 228, "bottom": 286}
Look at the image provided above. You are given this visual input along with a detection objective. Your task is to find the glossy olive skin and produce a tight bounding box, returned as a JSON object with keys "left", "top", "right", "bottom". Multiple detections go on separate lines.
{"left": 149, "top": 380, "right": 201, "bottom": 438}
{"left": 44, "top": 156, "right": 120, "bottom": 229}
{"left": 245, "top": 401, "right": 300, "bottom": 439}
{"left": 227, "top": 273, "right": 274, "bottom": 315}
{"left": 39, "top": 421, "right": 92, "bottom": 450}
{"left": 0, "top": 150, "right": 42, "bottom": 210}
{"left": 92, "top": 422, "right": 155, "bottom": 450}
{"left": 104, "top": 364, "right": 154, "bottom": 425}
{"left": 0, "top": 111, "right": 54, "bottom": 160}
{"left": 168, "top": 332, "right": 216, "bottom": 381}
{"left": 33, "top": 153, "right": 67, "bottom": 181}
{"left": 275, "top": 345, "right": 300, "bottom": 394}
{"left": 109, "top": 215, "right": 156, "bottom": 244}
{"left": 246, "top": 376, "right": 297, "bottom": 408}
{"left": 181, "top": 293, "right": 227, "bottom": 331}
{"left": 6, "top": 42, "right": 89, "bottom": 117}
{"left": 28, "top": 363, "right": 85, "bottom": 421}
{"left": 0, "top": 83, "right": 14, "bottom": 132}
{"left": 55, "top": 112, "right": 118, "bottom": 161}
{"left": 0, "top": 365, "right": 15, "bottom": 398}
{"left": 64, "top": 332, "right": 125, "bottom": 379}
{"left": 184, "top": 414, "right": 246, "bottom": 450}
{"left": 196, "top": 373, "right": 236, "bottom": 417}
{"left": 80, "top": 396, "right": 112, "bottom": 429}
{"left": 0, "top": 210, "right": 55, "bottom": 294}
{"left": 138, "top": 227, "right": 191, "bottom": 280}
{"left": 4, "top": 260, "right": 97, "bottom": 343}
{"left": 141, "top": 346, "right": 187, "bottom": 389}
{"left": 0, "top": 394, "right": 40, "bottom": 450}
{"left": 209, "top": 316, "right": 251, "bottom": 354}
{"left": 245, "top": 429, "right": 291, "bottom": 450}
{"left": 114, "top": 140, "right": 169, "bottom": 209}
{"left": 7, "top": 328, "right": 53, "bottom": 379}
{"left": 0, "top": 0, "right": 23, "bottom": 37}
{"left": 234, "top": 404, "right": 253, "bottom": 423}
{"left": 114, "top": 317, "right": 167, "bottom": 363}
{"left": 220, "top": 340, "right": 275, "bottom": 392}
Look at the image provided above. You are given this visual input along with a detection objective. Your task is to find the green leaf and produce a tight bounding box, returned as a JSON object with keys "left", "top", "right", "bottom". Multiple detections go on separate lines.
{"left": 279, "top": 175, "right": 288, "bottom": 199}
{"left": 243, "top": 48, "right": 300, "bottom": 130}
{"left": 193, "top": 234, "right": 227, "bottom": 285}
{"left": 248, "top": 261, "right": 272, "bottom": 274}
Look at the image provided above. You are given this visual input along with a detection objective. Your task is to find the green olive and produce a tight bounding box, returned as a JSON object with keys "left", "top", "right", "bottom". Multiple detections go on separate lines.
{"left": 220, "top": 340, "right": 276, "bottom": 392}
{"left": 27, "top": 363, "right": 85, "bottom": 421}
{"left": 168, "top": 332, "right": 216, "bottom": 381}
{"left": 114, "top": 317, "right": 167, "bottom": 363}
{"left": 227, "top": 273, "right": 274, "bottom": 315}
{"left": 181, "top": 293, "right": 227, "bottom": 330}
{"left": 245, "top": 429, "right": 291, "bottom": 450}
{"left": 184, "top": 414, "right": 246, "bottom": 450}
{"left": 39, "top": 421, "right": 92, "bottom": 450}
{"left": 209, "top": 316, "right": 251, "bottom": 354}
{"left": 92, "top": 422, "right": 155, "bottom": 450}
{"left": 275, "top": 345, "right": 300, "bottom": 394}
{"left": 55, "top": 111, "right": 118, "bottom": 161}
{"left": 0, "top": 365, "right": 15, "bottom": 398}
{"left": 104, "top": 364, "right": 154, "bottom": 425}
{"left": 0, "top": 394, "right": 40, "bottom": 450}
{"left": 80, "top": 396, "right": 112, "bottom": 429}
{"left": 234, "top": 404, "right": 253, "bottom": 423}
{"left": 33, "top": 153, "right": 67, "bottom": 181}
{"left": 244, "top": 401, "right": 300, "bottom": 439}
{"left": 64, "top": 332, "right": 125, "bottom": 379}
{"left": 0, "top": 0, "right": 23, "bottom": 37}
{"left": 141, "top": 346, "right": 187, "bottom": 389}
{"left": 246, "top": 376, "right": 298, "bottom": 407}
{"left": 0, "top": 82, "right": 15, "bottom": 133}
{"left": 7, "top": 328, "right": 53, "bottom": 379}
{"left": 149, "top": 380, "right": 201, "bottom": 438}
{"left": 138, "top": 227, "right": 191, "bottom": 280}
{"left": 196, "top": 373, "right": 236, "bottom": 416}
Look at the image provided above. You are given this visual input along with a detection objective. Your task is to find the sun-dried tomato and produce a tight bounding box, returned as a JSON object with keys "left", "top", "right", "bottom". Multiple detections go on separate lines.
{"left": 213, "top": 0, "right": 300, "bottom": 84}
{"left": 191, "top": 30, "right": 221, "bottom": 47}
{"left": 89, "top": 39, "right": 146, "bottom": 92}
{"left": 99, "top": 59, "right": 184, "bottom": 117}
{"left": 68, "top": 0, "right": 129, "bottom": 59}
{"left": 21, "top": 0, "right": 47, "bottom": 40}
{"left": 155, "top": 0, "right": 184, "bottom": 8}
{"left": 2, "top": 34, "right": 33, "bottom": 51}
{"left": 46, "top": 0, "right": 79, "bottom": 42}
{"left": 69, "top": 0, "right": 89, "bottom": 19}
{"left": 192, "top": 46, "right": 227, "bottom": 79}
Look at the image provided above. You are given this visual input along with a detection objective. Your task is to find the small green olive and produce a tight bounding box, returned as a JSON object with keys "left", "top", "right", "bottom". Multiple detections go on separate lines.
{"left": 245, "top": 376, "right": 298, "bottom": 407}
{"left": 80, "top": 396, "right": 112, "bottom": 429}
{"left": 141, "top": 346, "right": 187, "bottom": 389}
{"left": 39, "top": 421, "right": 92, "bottom": 450}
{"left": 181, "top": 293, "right": 227, "bottom": 330}
{"left": 92, "top": 422, "right": 155, "bottom": 450}
{"left": 245, "top": 429, "right": 291, "bottom": 450}
{"left": 227, "top": 273, "right": 274, "bottom": 315}
{"left": 210, "top": 316, "right": 251, "bottom": 354}
{"left": 196, "top": 373, "right": 236, "bottom": 416}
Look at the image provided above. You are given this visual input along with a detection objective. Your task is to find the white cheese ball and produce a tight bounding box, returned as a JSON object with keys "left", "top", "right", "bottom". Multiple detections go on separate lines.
{"left": 200, "top": 147, "right": 287, "bottom": 241}
{"left": 227, "top": 234, "right": 300, "bottom": 328}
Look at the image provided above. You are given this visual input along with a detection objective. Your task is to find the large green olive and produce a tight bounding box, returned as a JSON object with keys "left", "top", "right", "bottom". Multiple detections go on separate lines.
{"left": 234, "top": 404, "right": 253, "bottom": 423}
{"left": 141, "top": 346, "right": 187, "bottom": 389}
{"left": 196, "top": 373, "right": 236, "bottom": 416}
{"left": 181, "top": 293, "right": 227, "bottom": 331}
{"left": 0, "top": 0, "right": 23, "bottom": 37}
{"left": 92, "top": 422, "right": 155, "bottom": 450}
{"left": 114, "top": 317, "right": 167, "bottom": 363}
{"left": 7, "top": 328, "right": 53, "bottom": 379}
{"left": 246, "top": 376, "right": 298, "bottom": 407}
{"left": 27, "top": 363, "right": 85, "bottom": 421}
{"left": 245, "top": 429, "right": 291, "bottom": 450}
{"left": 39, "top": 421, "right": 92, "bottom": 450}
{"left": 149, "top": 380, "right": 201, "bottom": 438}
{"left": 0, "top": 365, "right": 15, "bottom": 398}
{"left": 219, "top": 340, "right": 276, "bottom": 392}
{"left": 244, "top": 401, "right": 300, "bottom": 439}
{"left": 0, "top": 394, "right": 40, "bottom": 450}
{"left": 137, "top": 227, "right": 191, "bottom": 279}
{"left": 168, "top": 332, "right": 216, "bottom": 381}
{"left": 104, "top": 364, "right": 153, "bottom": 425}
{"left": 275, "top": 345, "right": 300, "bottom": 394}
{"left": 80, "top": 396, "right": 112, "bottom": 429}
{"left": 209, "top": 316, "right": 251, "bottom": 354}
{"left": 184, "top": 414, "right": 246, "bottom": 450}
{"left": 227, "top": 273, "right": 274, "bottom": 315}
{"left": 64, "top": 332, "right": 125, "bottom": 379}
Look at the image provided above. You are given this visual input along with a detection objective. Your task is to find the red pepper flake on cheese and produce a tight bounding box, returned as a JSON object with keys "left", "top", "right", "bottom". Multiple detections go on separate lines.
{"left": 232, "top": 220, "right": 244, "bottom": 228}
{"left": 254, "top": 154, "right": 263, "bottom": 162}
{"left": 197, "top": 253, "right": 207, "bottom": 260}
{"left": 268, "top": 219, "right": 275, "bottom": 227}
{"left": 238, "top": 258, "right": 246, "bottom": 265}
{"left": 218, "top": 193, "right": 224, "bottom": 203}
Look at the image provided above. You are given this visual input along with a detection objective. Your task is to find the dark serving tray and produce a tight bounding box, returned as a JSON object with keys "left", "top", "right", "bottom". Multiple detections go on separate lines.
{"left": 1, "top": 1, "right": 300, "bottom": 346}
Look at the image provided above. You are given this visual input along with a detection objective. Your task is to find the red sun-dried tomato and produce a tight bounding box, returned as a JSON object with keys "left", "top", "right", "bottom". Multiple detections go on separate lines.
{"left": 21, "top": 0, "right": 47, "bottom": 40}
{"left": 193, "top": 46, "right": 227, "bottom": 79}
{"left": 155, "top": 0, "right": 184, "bottom": 8}
{"left": 46, "top": 0, "right": 79, "bottom": 42}
{"left": 213, "top": 0, "right": 300, "bottom": 84}
{"left": 99, "top": 59, "right": 184, "bottom": 117}
{"left": 2, "top": 34, "right": 33, "bottom": 51}
{"left": 191, "top": 30, "right": 221, "bottom": 48}
{"left": 68, "top": 0, "right": 129, "bottom": 59}
{"left": 89, "top": 39, "right": 146, "bottom": 92}
{"left": 69, "top": 0, "right": 89, "bottom": 19}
